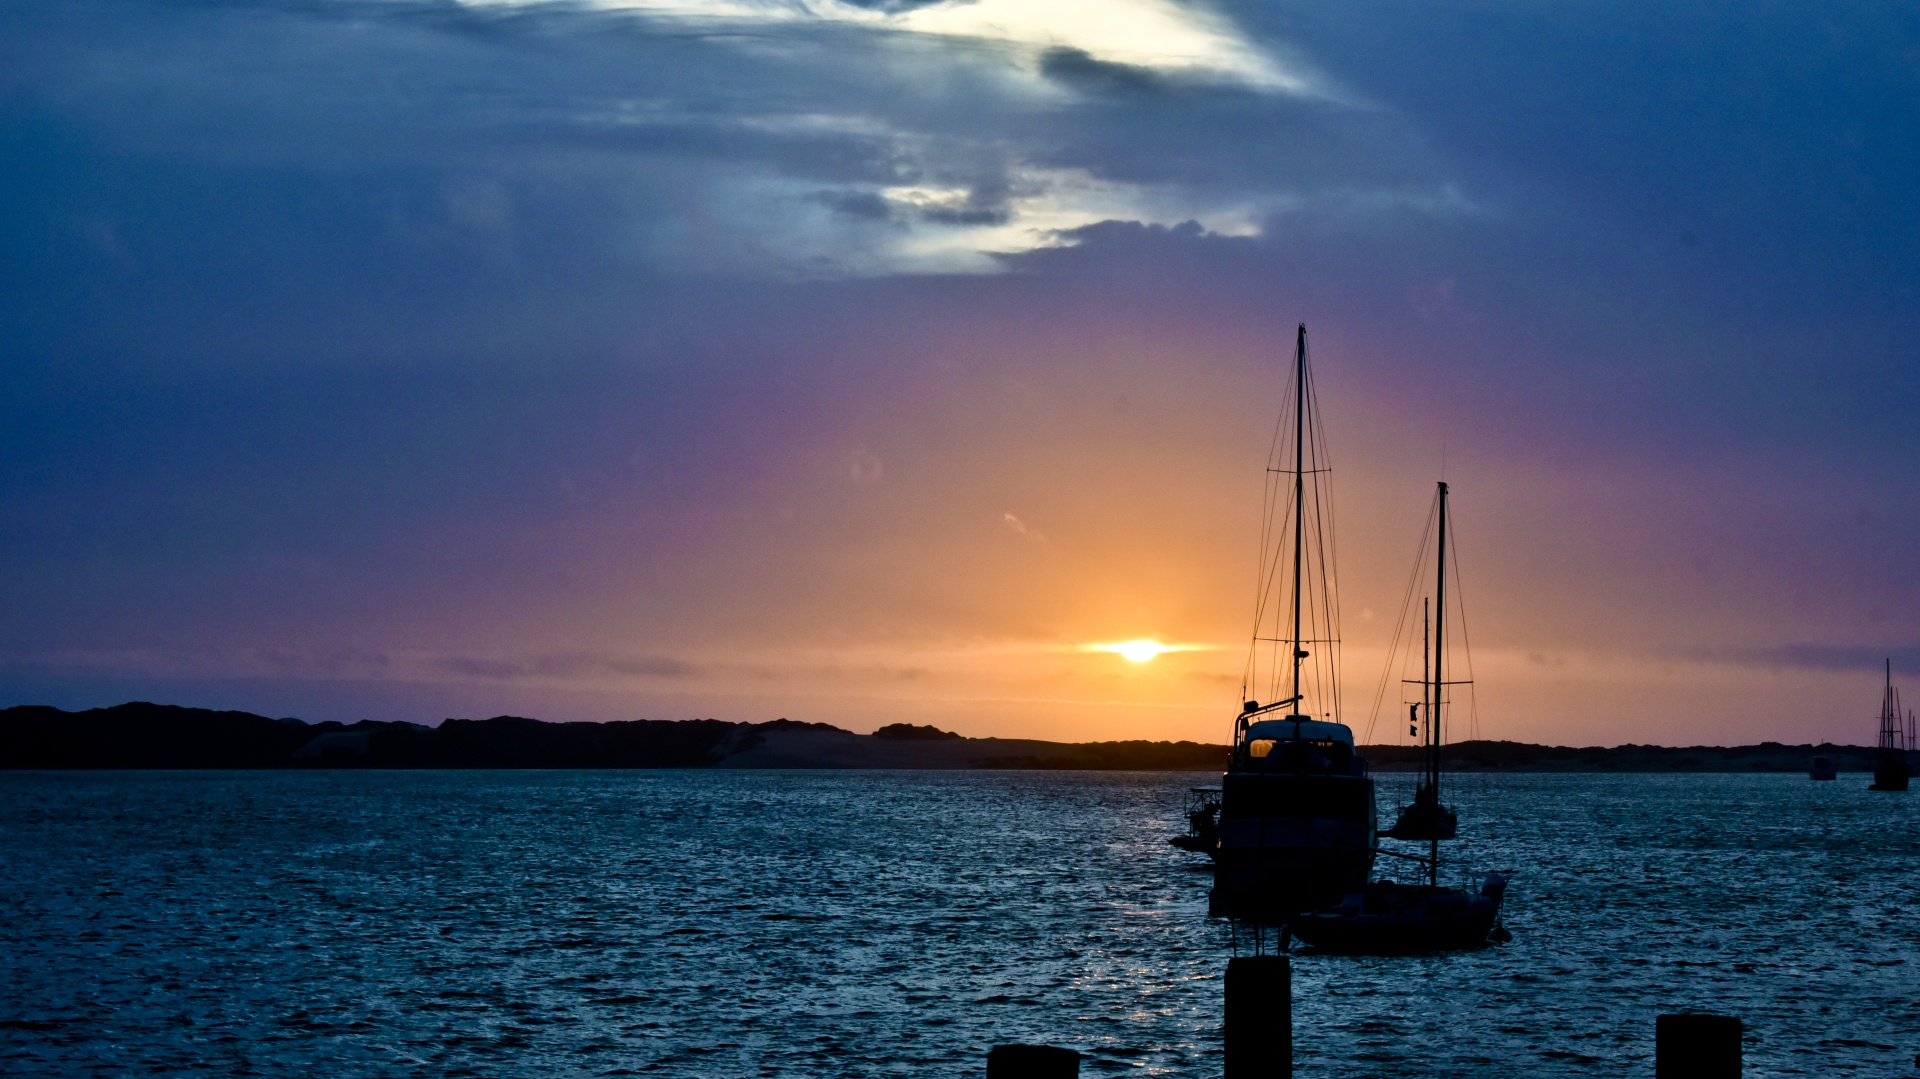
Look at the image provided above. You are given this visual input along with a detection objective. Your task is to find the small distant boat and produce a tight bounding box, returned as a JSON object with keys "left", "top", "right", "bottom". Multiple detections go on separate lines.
{"left": 1809, "top": 756, "right": 1837, "bottom": 781}
{"left": 1867, "top": 660, "right": 1911, "bottom": 792}
{"left": 1290, "top": 480, "right": 1508, "bottom": 955}
{"left": 1169, "top": 787, "right": 1222, "bottom": 854}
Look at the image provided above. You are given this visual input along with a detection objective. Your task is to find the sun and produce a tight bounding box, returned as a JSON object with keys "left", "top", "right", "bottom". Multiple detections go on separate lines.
{"left": 1109, "top": 639, "right": 1170, "bottom": 663}
{"left": 1078, "top": 639, "right": 1206, "bottom": 663}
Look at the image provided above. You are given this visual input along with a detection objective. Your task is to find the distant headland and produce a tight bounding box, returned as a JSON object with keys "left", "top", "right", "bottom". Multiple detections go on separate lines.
{"left": 0, "top": 702, "right": 1880, "bottom": 772}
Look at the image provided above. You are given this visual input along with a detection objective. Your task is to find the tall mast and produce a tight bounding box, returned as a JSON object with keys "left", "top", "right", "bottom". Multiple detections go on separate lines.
{"left": 1431, "top": 481, "right": 1448, "bottom": 887}
{"left": 1289, "top": 324, "right": 1307, "bottom": 713}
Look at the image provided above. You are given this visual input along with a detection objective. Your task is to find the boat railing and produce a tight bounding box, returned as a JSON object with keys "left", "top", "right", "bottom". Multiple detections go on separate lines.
{"left": 1183, "top": 787, "right": 1223, "bottom": 812}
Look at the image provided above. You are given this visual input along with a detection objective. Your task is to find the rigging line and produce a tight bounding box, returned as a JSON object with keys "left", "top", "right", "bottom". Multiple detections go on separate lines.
{"left": 1245, "top": 470, "right": 1276, "bottom": 694}
{"left": 1251, "top": 478, "right": 1297, "bottom": 687}
{"left": 1246, "top": 479, "right": 1289, "bottom": 697}
{"left": 1319, "top": 512, "right": 1338, "bottom": 715}
{"left": 1446, "top": 497, "right": 1481, "bottom": 744}
{"left": 1396, "top": 498, "right": 1439, "bottom": 742}
{"left": 1245, "top": 497, "right": 1278, "bottom": 694}
{"left": 1256, "top": 460, "right": 1299, "bottom": 650}
{"left": 1362, "top": 493, "right": 1437, "bottom": 745}
{"left": 1265, "top": 358, "right": 1307, "bottom": 707}
{"left": 1303, "top": 349, "right": 1334, "bottom": 721}
{"left": 1300, "top": 341, "right": 1343, "bottom": 724}
{"left": 1244, "top": 354, "right": 1295, "bottom": 699}
{"left": 1318, "top": 471, "right": 1341, "bottom": 723}
{"left": 1256, "top": 487, "right": 1301, "bottom": 706}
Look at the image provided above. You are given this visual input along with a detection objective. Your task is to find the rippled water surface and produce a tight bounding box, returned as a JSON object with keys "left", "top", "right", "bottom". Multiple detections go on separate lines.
{"left": 2, "top": 770, "right": 1917, "bottom": 1077}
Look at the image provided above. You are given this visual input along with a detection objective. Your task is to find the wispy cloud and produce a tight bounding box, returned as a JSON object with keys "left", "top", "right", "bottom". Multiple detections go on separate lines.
{"left": 1001, "top": 512, "right": 1043, "bottom": 540}
{"left": 0, "top": 647, "right": 695, "bottom": 684}
{"left": 1677, "top": 644, "right": 1920, "bottom": 676}
{"left": 0, "top": 648, "right": 396, "bottom": 681}
{"left": 1, "top": 0, "right": 1442, "bottom": 277}
{"left": 846, "top": 446, "right": 885, "bottom": 484}
{"left": 450, "top": 0, "right": 1307, "bottom": 92}
{"left": 432, "top": 652, "right": 699, "bottom": 680}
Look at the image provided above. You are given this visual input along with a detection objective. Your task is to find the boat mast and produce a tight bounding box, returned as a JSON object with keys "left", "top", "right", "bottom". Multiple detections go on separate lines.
{"left": 1430, "top": 480, "right": 1448, "bottom": 887}
{"left": 1289, "top": 324, "right": 1307, "bottom": 714}
{"left": 1884, "top": 658, "right": 1900, "bottom": 752}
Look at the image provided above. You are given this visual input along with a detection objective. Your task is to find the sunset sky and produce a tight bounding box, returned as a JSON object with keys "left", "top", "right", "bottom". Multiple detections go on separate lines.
{"left": 3, "top": 0, "right": 1916, "bottom": 746}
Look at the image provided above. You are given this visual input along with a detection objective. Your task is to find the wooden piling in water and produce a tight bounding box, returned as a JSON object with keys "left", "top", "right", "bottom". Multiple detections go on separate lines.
{"left": 1225, "top": 954, "right": 1291, "bottom": 1078}
{"left": 986, "top": 1044, "right": 1079, "bottom": 1078}
{"left": 1656, "top": 1013, "right": 1741, "bottom": 1078}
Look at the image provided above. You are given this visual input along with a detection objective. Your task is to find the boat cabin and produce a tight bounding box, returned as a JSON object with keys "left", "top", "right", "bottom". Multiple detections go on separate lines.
{"left": 1213, "top": 711, "right": 1376, "bottom": 917}
{"left": 1234, "top": 716, "right": 1363, "bottom": 776}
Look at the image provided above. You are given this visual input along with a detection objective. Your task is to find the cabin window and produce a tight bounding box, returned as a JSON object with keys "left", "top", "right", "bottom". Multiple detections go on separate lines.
{"left": 1247, "top": 739, "right": 1276, "bottom": 758}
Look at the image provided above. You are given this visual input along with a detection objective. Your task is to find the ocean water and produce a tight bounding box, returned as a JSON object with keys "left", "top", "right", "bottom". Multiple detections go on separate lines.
{"left": 0, "top": 770, "right": 1916, "bottom": 1077}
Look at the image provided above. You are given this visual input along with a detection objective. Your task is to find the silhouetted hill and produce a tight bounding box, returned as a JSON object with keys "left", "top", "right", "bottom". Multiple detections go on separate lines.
{"left": 873, "top": 723, "right": 964, "bottom": 741}
{"left": 0, "top": 703, "right": 740, "bottom": 768}
{"left": 0, "top": 703, "right": 1884, "bottom": 771}
{"left": 965, "top": 740, "right": 1228, "bottom": 769}
{"left": 1360, "top": 739, "right": 1884, "bottom": 773}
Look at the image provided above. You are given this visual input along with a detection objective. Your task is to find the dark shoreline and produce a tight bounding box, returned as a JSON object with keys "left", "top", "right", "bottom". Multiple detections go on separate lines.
{"left": 0, "top": 702, "right": 1880, "bottom": 771}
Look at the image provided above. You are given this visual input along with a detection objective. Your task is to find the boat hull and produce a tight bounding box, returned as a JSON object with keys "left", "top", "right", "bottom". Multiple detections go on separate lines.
{"left": 1290, "top": 877, "right": 1507, "bottom": 955}
{"left": 1211, "top": 770, "right": 1376, "bottom": 918}
{"left": 1291, "top": 906, "right": 1497, "bottom": 955}
{"left": 1169, "top": 834, "right": 1218, "bottom": 855}
{"left": 1869, "top": 752, "right": 1911, "bottom": 791}
{"left": 1212, "top": 835, "right": 1374, "bottom": 918}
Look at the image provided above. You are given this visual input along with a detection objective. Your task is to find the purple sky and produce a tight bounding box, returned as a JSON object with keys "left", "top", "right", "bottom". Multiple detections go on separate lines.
{"left": 2, "top": 0, "right": 1917, "bottom": 745}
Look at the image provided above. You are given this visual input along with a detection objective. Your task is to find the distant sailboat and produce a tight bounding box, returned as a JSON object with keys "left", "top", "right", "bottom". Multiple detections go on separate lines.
{"left": 1289, "top": 481, "right": 1508, "bottom": 954}
{"left": 1868, "top": 660, "right": 1911, "bottom": 792}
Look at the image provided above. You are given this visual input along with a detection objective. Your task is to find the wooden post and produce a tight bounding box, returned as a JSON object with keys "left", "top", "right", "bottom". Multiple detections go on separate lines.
{"left": 1225, "top": 955, "right": 1291, "bottom": 1078}
{"left": 986, "top": 1045, "right": 1078, "bottom": 1078}
{"left": 1656, "top": 1014, "right": 1740, "bottom": 1078}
